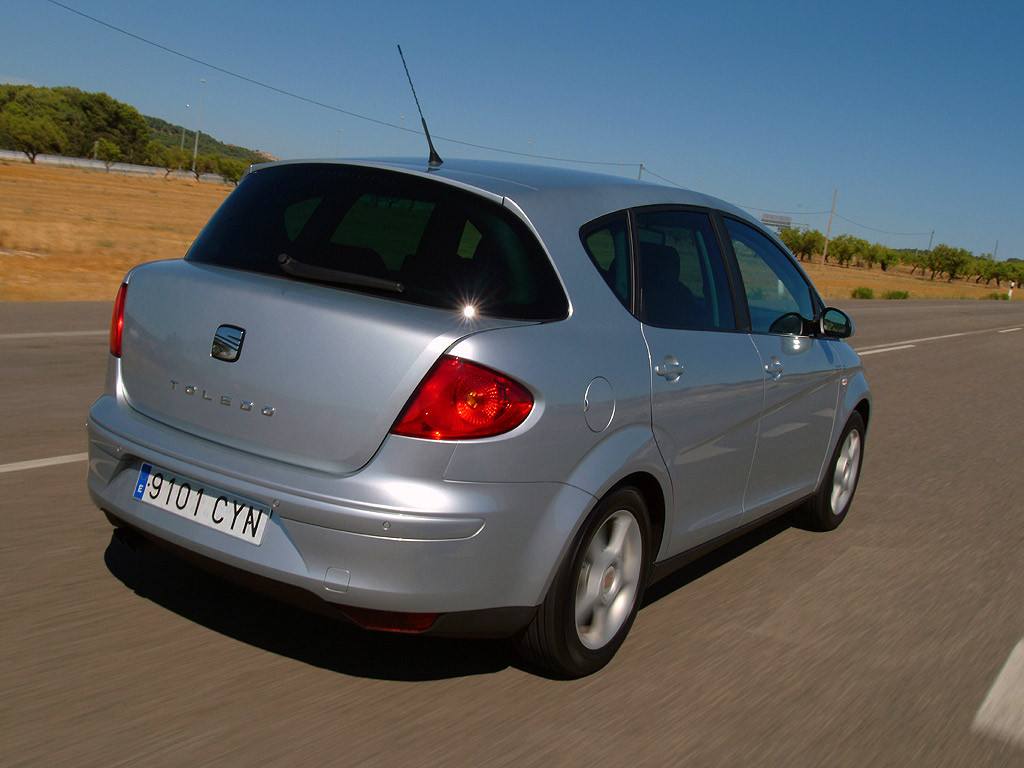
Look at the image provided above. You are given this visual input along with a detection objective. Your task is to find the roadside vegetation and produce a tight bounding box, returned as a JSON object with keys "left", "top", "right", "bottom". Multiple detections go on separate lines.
{"left": 778, "top": 227, "right": 1023, "bottom": 295}
{"left": 0, "top": 84, "right": 268, "bottom": 185}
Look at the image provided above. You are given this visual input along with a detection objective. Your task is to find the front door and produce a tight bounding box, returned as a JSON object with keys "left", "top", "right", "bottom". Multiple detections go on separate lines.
{"left": 721, "top": 217, "right": 842, "bottom": 520}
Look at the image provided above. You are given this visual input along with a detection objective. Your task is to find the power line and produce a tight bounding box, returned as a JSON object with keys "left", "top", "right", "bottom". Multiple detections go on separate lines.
{"left": 733, "top": 204, "right": 929, "bottom": 237}
{"left": 639, "top": 167, "right": 685, "bottom": 187}
{"left": 44, "top": 0, "right": 939, "bottom": 239}
{"left": 832, "top": 212, "right": 932, "bottom": 237}
{"left": 45, "top": 0, "right": 642, "bottom": 170}
{"left": 735, "top": 204, "right": 832, "bottom": 215}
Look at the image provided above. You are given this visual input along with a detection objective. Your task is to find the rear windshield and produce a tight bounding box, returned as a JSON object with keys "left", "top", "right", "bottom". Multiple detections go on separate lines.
{"left": 186, "top": 164, "right": 568, "bottom": 321}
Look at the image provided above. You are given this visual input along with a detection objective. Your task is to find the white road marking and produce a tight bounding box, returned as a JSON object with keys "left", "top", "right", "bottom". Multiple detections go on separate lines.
{"left": 0, "top": 330, "right": 107, "bottom": 340}
{"left": 998, "top": 327, "right": 1021, "bottom": 333}
{"left": 0, "top": 453, "right": 89, "bottom": 474}
{"left": 973, "top": 639, "right": 1024, "bottom": 747}
{"left": 858, "top": 344, "right": 916, "bottom": 356}
{"left": 856, "top": 326, "right": 1022, "bottom": 352}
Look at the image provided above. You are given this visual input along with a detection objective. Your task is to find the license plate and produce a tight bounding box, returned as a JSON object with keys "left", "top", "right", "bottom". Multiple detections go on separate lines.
{"left": 133, "top": 463, "right": 270, "bottom": 546}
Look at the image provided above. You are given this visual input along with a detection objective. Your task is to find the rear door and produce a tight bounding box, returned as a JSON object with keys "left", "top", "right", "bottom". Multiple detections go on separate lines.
{"left": 632, "top": 208, "right": 764, "bottom": 554}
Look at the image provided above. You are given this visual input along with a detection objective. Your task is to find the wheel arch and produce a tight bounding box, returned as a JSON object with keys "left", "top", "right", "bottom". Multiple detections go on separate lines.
{"left": 606, "top": 471, "right": 666, "bottom": 567}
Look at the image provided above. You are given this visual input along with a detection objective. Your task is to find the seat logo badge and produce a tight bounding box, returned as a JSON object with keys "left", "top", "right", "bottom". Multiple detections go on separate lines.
{"left": 211, "top": 325, "right": 245, "bottom": 363}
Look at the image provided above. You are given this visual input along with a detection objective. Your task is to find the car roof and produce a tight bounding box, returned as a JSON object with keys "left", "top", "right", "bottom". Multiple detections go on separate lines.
{"left": 248, "top": 157, "right": 757, "bottom": 228}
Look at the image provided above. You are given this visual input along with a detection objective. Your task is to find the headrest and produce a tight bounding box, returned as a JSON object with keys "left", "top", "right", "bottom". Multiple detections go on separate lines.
{"left": 639, "top": 243, "right": 680, "bottom": 285}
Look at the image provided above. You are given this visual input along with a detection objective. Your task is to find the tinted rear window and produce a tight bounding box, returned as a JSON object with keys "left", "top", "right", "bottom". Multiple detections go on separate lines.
{"left": 186, "top": 164, "right": 568, "bottom": 321}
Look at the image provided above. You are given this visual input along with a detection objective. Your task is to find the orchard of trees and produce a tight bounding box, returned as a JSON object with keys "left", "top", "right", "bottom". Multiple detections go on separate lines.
{"left": 0, "top": 84, "right": 255, "bottom": 185}
{"left": 777, "top": 227, "right": 1023, "bottom": 289}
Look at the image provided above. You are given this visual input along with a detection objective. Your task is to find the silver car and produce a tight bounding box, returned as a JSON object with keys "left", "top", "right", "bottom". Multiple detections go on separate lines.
{"left": 87, "top": 159, "right": 869, "bottom": 677}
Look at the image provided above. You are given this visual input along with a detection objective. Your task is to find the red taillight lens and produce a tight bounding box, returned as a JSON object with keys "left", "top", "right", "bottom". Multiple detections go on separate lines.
{"left": 392, "top": 356, "right": 533, "bottom": 440}
{"left": 342, "top": 606, "right": 438, "bottom": 633}
{"left": 109, "top": 282, "right": 127, "bottom": 357}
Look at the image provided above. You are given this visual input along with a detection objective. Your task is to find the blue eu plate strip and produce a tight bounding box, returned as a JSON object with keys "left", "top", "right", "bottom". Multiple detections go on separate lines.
{"left": 134, "top": 463, "right": 152, "bottom": 499}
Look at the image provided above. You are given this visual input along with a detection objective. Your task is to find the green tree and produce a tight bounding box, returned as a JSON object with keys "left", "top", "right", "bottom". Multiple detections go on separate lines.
{"left": 158, "top": 146, "right": 190, "bottom": 177}
{"left": 877, "top": 246, "right": 898, "bottom": 272}
{"left": 902, "top": 249, "right": 929, "bottom": 276}
{"left": 849, "top": 237, "right": 871, "bottom": 267}
{"left": 215, "top": 156, "right": 246, "bottom": 186}
{"left": 778, "top": 227, "right": 801, "bottom": 256}
{"left": 829, "top": 234, "right": 857, "bottom": 267}
{"left": 780, "top": 228, "right": 825, "bottom": 262}
{"left": 191, "top": 153, "right": 216, "bottom": 181}
{"left": 95, "top": 137, "right": 121, "bottom": 171}
{"left": 0, "top": 84, "right": 149, "bottom": 162}
{"left": 144, "top": 140, "right": 164, "bottom": 167}
{"left": 0, "top": 110, "right": 65, "bottom": 162}
{"left": 930, "top": 243, "right": 971, "bottom": 282}
{"left": 1007, "top": 259, "right": 1024, "bottom": 288}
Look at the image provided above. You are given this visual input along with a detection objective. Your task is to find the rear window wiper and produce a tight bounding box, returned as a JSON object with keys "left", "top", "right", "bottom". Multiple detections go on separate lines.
{"left": 277, "top": 253, "right": 405, "bottom": 294}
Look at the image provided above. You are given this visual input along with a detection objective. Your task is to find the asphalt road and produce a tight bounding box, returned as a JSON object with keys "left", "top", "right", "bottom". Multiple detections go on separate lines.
{"left": 2, "top": 300, "right": 1023, "bottom": 767}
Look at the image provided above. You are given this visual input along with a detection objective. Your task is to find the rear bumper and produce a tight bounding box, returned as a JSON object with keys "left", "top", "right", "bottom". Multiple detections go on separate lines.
{"left": 87, "top": 398, "right": 595, "bottom": 636}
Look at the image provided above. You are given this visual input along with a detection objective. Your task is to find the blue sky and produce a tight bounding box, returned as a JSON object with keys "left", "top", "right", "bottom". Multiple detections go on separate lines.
{"left": 3, "top": 0, "right": 1022, "bottom": 259}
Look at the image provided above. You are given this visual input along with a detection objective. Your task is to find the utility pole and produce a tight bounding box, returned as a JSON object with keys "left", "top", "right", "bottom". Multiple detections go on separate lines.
{"left": 927, "top": 229, "right": 934, "bottom": 251}
{"left": 191, "top": 78, "right": 205, "bottom": 173}
{"left": 821, "top": 187, "right": 837, "bottom": 266}
{"left": 638, "top": 163, "right": 643, "bottom": 180}
{"left": 994, "top": 240, "right": 999, "bottom": 258}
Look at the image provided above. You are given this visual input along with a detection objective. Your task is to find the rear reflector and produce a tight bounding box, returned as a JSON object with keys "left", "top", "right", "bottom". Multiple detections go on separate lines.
{"left": 110, "top": 282, "right": 128, "bottom": 357}
{"left": 342, "top": 606, "right": 439, "bottom": 633}
{"left": 392, "top": 356, "right": 533, "bottom": 440}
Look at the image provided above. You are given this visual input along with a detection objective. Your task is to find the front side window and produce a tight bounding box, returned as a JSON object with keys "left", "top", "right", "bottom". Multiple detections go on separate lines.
{"left": 187, "top": 164, "right": 568, "bottom": 321}
{"left": 724, "top": 217, "right": 815, "bottom": 334}
{"left": 634, "top": 209, "right": 736, "bottom": 330}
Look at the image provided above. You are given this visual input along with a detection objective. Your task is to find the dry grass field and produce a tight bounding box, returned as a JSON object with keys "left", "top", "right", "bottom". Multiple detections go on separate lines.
{"left": 1, "top": 161, "right": 230, "bottom": 301}
{"left": 800, "top": 259, "right": 1015, "bottom": 301}
{"left": 0, "top": 160, "right": 1017, "bottom": 303}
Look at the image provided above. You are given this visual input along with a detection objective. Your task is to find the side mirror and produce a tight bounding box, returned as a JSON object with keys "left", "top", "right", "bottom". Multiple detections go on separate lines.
{"left": 768, "top": 312, "right": 813, "bottom": 336}
{"left": 819, "top": 307, "right": 854, "bottom": 338}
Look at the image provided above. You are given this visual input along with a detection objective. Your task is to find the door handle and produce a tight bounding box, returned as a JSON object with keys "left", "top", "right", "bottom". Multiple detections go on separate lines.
{"left": 655, "top": 356, "right": 685, "bottom": 381}
{"left": 765, "top": 357, "right": 784, "bottom": 380}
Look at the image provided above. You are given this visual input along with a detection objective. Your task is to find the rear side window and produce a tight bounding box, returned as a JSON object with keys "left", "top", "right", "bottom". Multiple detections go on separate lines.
{"left": 580, "top": 213, "right": 632, "bottom": 310}
{"left": 187, "top": 164, "right": 568, "bottom": 321}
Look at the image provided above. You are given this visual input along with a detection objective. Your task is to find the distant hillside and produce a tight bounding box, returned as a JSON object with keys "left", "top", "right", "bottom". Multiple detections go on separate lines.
{"left": 0, "top": 83, "right": 275, "bottom": 166}
{"left": 145, "top": 115, "right": 275, "bottom": 164}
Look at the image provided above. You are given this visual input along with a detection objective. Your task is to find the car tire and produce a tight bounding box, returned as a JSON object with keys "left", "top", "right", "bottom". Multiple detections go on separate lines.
{"left": 794, "top": 411, "right": 865, "bottom": 531}
{"left": 515, "top": 487, "right": 651, "bottom": 677}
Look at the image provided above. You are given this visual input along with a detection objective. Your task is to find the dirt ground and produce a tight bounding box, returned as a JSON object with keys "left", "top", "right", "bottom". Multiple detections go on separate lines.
{"left": 1, "top": 161, "right": 230, "bottom": 301}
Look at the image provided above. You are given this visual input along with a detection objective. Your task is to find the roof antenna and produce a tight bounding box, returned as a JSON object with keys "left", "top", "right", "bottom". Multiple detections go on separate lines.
{"left": 397, "top": 44, "right": 443, "bottom": 167}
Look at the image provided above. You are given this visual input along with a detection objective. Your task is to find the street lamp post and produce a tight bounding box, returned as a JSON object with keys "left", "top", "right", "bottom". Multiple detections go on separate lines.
{"left": 191, "top": 78, "right": 205, "bottom": 173}
{"left": 179, "top": 103, "right": 189, "bottom": 151}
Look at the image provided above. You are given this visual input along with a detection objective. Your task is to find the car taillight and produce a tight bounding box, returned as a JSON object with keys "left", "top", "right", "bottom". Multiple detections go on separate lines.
{"left": 341, "top": 606, "right": 438, "bottom": 633}
{"left": 392, "top": 356, "right": 533, "bottom": 440}
{"left": 109, "top": 282, "right": 127, "bottom": 357}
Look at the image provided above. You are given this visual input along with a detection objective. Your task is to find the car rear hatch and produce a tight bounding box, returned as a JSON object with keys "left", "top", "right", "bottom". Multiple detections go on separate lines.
{"left": 119, "top": 262, "right": 522, "bottom": 473}
{"left": 117, "top": 162, "right": 568, "bottom": 475}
